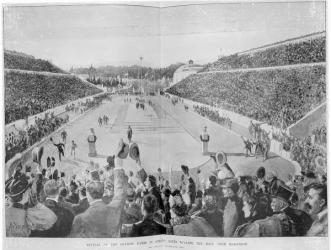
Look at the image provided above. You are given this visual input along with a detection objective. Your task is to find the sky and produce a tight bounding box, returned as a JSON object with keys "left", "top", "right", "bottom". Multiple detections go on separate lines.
{"left": 3, "top": 1, "right": 326, "bottom": 70}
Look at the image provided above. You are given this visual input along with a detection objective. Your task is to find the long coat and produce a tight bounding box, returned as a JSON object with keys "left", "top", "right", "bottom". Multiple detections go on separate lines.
{"left": 70, "top": 169, "right": 128, "bottom": 237}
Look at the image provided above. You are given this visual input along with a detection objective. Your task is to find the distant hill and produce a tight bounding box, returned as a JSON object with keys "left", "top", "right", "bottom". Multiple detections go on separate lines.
{"left": 70, "top": 63, "right": 184, "bottom": 80}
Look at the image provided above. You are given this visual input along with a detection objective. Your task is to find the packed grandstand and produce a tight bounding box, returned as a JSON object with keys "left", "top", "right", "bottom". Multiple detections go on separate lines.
{"left": 5, "top": 31, "right": 328, "bottom": 239}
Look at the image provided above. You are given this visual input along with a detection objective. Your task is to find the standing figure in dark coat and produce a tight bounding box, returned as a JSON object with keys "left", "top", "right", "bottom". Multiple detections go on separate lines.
{"left": 144, "top": 175, "right": 164, "bottom": 211}
{"left": 130, "top": 194, "right": 166, "bottom": 237}
{"left": 70, "top": 168, "right": 128, "bottom": 237}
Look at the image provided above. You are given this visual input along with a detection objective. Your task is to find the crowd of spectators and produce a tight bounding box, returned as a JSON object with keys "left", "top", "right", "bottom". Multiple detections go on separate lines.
{"left": 5, "top": 114, "right": 68, "bottom": 163}
{"left": 203, "top": 35, "right": 325, "bottom": 72}
{"left": 193, "top": 105, "right": 232, "bottom": 130}
{"left": 167, "top": 65, "right": 326, "bottom": 128}
{"left": 5, "top": 94, "right": 109, "bottom": 163}
{"left": 312, "top": 124, "right": 327, "bottom": 147}
{"left": 247, "top": 123, "right": 327, "bottom": 174}
{"left": 5, "top": 70, "right": 102, "bottom": 124}
{"left": 4, "top": 50, "right": 66, "bottom": 73}
{"left": 5, "top": 143, "right": 327, "bottom": 238}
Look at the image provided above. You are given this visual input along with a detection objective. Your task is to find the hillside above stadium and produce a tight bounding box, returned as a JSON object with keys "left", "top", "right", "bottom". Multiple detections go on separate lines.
{"left": 5, "top": 70, "right": 102, "bottom": 124}
{"left": 4, "top": 50, "right": 67, "bottom": 73}
{"left": 202, "top": 31, "right": 325, "bottom": 72}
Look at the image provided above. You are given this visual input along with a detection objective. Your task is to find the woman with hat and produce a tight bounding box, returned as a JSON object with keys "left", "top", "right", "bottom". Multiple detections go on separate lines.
{"left": 5, "top": 173, "right": 57, "bottom": 237}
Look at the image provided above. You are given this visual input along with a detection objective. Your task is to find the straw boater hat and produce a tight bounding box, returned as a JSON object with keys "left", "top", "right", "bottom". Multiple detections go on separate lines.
{"left": 129, "top": 143, "right": 140, "bottom": 161}
{"left": 214, "top": 151, "right": 227, "bottom": 167}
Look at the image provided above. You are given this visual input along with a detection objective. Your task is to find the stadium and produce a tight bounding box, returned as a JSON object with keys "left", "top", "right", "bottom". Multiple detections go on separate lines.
{"left": 3, "top": 2, "right": 328, "bottom": 242}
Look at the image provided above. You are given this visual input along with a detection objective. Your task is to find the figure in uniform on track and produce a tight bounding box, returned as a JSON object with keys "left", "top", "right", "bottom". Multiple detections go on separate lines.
{"left": 200, "top": 126, "right": 210, "bottom": 155}
{"left": 50, "top": 137, "right": 65, "bottom": 162}
{"left": 98, "top": 117, "right": 103, "bottom": 127}
{"left": 127, "top": 125, "right": 133, "bottom": 143}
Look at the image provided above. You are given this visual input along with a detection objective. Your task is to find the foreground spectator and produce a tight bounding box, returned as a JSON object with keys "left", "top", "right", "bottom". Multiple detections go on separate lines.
{"left": 130, "top": 194, "right": 166, "bottom": 237}
{"left": 70, "top": 168, "right": 128, "bottom": 237}
{"left": 305, "top": 184, "right": 328, "bottom": 236}
{"left": 31, "top": 179, "right": 74, "bottom": 237}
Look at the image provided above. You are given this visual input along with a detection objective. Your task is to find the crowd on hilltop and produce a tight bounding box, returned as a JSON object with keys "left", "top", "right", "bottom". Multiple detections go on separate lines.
{"left": 5, "top": 95, "right": 108, "bottom": 163}
{"left": 5, "top": 71, "right": 102, "bottom": 124}
{"left": 203, "top": 36, "right": 325, "bottom": 72}
{"left": 167, "top": 64, "right": 326, "bottom": 128}
{"left": 5, "top": 136, "right": 327, "bottom": 238}
{"left": 4, "top": 51, "right": 66, "bottom": 73}
{"left": 193, "top": 105, "right": 232, "bottom": 130}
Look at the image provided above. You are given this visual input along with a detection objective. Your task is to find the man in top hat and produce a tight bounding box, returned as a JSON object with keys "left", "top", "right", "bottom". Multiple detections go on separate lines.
{"left": 70, "top": 168, "right": 128, "bottom": 237}
{"left": 238, "top": 181, "right": 312, "bottom": 237}
{"left": 200, "top": 126, "right": 210, "bottom": 155}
